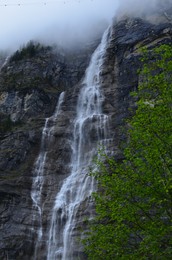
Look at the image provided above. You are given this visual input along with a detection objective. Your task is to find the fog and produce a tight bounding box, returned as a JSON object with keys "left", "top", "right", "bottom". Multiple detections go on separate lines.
{"left": 0, "top": 0, "right": 171, "bottom": 52}
{"left": 0, "top": 0, "right": 118, "bottom": 51}
{"left": 117, "top": 0, "right": 172, "bottom": 18}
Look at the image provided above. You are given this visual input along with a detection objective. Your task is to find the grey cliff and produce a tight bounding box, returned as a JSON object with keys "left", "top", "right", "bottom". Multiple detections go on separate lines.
{"left": 0, "top": 7, "right": 172, "bottom": 259}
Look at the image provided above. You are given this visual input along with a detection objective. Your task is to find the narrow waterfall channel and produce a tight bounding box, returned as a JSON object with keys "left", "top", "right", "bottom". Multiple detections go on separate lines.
{"left": 0, "top": 56, "right": 9, "bottom": 71}
{"left": 47, "top": 27, "right": 111, "bottom": 260}
{"left": 31, "top": 92, "right": 65, "bottom": 259}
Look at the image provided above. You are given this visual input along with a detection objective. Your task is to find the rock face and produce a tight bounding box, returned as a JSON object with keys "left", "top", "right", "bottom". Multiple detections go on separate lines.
{"left": 0, "top": 41, "right": 99, "bottom": 260}
{"left": 0, "top": 7, "right": 172, "bottom": 260}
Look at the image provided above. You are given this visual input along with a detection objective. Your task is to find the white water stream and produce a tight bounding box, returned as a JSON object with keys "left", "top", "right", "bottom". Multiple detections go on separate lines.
{"left": 0, "top": 55, "right": 9, "bottom": 71}
{"left": 31, "top": 92, "right": 65, "bottom": 259}
{"left": 47, "top": 27, "right": 110, "bottom": 260}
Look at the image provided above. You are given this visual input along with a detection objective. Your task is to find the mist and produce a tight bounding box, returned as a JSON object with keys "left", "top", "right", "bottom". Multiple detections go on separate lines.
{"left": 0, "top": 0, "right": 118, "bottom": 52}
{"left": 0, "top": 0, "right": 171, "bottom": 52}
{"left": 117, "top": 0, "right": 172, "bottom": 19}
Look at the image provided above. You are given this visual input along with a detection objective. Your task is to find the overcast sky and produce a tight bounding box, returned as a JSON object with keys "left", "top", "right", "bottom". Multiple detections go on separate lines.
{"left": 0, "top": 0, "right": 119, "bottom": 51}
{"left": 0, "top": 0, "right": 170, "bottom": 52}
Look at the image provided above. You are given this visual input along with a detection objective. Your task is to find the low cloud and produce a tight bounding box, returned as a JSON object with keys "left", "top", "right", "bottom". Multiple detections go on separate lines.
{"left": 117, "top": 0, "right": 172, "bottom": 18}
{"left": 0, "top": 0, "right": 171, "bottom": 52}
{"left": 0, "top": 0, "right": 118, "bottom": 51}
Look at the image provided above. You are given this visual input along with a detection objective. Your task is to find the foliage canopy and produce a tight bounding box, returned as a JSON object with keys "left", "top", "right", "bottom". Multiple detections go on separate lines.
{"left": 9, "top": 41, "right": 51, "bottom": 62}
{"left": 83, "top": 44, "right": 172, "bottom": 259}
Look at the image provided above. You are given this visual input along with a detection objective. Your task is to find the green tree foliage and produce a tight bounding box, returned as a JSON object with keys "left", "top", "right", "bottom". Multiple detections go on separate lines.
{"left": 9, "top": 41, "right": 51, "bottom": 62}
{"left": 0, "top": 113, "right": 22, "bottom": 134}
{"left": 0, "top": 114, "right": 13, "bottom": 133}
{"left": 83, "top": 44, "right": 172, "bottom": 259}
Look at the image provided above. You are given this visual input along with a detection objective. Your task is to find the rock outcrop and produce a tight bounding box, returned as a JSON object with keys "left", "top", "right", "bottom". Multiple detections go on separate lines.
{"left": 0, "top": 40, "right": 99, "bottom": 259}
{"left": 0, "top": 6, "right": 172, "bottom": 260}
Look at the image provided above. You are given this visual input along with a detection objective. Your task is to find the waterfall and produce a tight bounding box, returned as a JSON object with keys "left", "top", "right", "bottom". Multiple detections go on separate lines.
{"left": 47, "top": 26, "right": 110, "bottom": 260}
{"left": 31, "top": 92, "right": 65, "bottom": 259}
{"left": 0, "top": 55, "right": 9, "bottom": 71}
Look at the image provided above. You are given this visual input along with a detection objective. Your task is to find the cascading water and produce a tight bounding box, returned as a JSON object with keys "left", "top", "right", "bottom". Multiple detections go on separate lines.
{"left": 0, "top": 56, "right": 9, "bottom": 71}
{"left": 31, "top": 92, "right": 65, "bottom": 258}
{"left": 47, "top": 26, "right": 111, "bottom": 260}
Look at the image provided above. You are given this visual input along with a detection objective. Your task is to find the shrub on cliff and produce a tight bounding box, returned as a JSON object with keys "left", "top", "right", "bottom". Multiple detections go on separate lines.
{"left": 0, "top": 113, "right": 23, "bottom": 134}
{"left": 9, "top": 41, "right": 52, "bottom": 62}
{"left": 83, "top": 44, "right": 172, "bottom": 259}
{"left": 0, "top": 114, "right": 13, "bottom": 133}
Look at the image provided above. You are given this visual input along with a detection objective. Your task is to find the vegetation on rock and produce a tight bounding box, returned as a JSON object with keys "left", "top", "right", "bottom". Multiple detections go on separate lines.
{"left": 83, "top": 44, "right": 172, "bottom": 259}
{"left": 9, "top": 41, "right": 52, "bottom": 62}
{"left": 0, "top": 113, "right": 15, "bottom": 133}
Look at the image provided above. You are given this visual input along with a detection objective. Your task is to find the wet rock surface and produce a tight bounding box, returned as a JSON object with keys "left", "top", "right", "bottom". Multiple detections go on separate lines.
{"left": 0, "top": 8, "right": 172, "bottom": 259}
{"left": 0, "top": 41, "right": 99, "bottom": 259}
